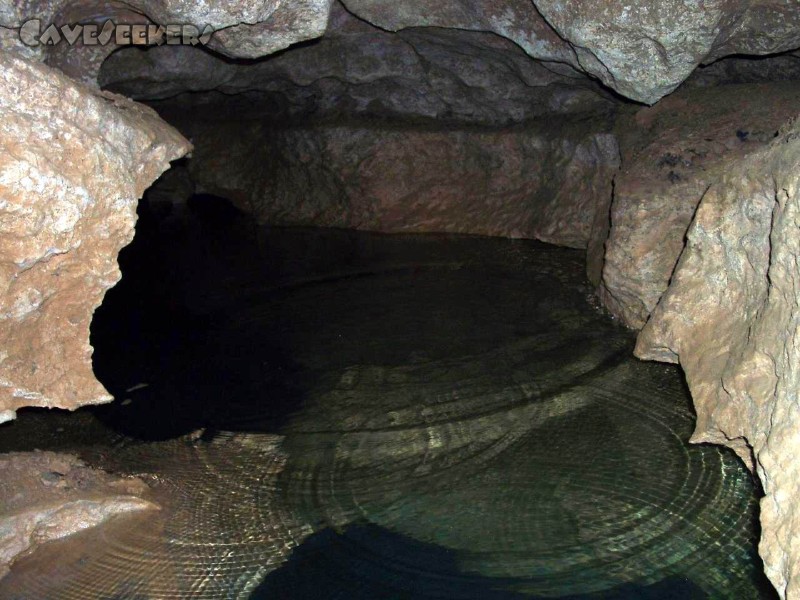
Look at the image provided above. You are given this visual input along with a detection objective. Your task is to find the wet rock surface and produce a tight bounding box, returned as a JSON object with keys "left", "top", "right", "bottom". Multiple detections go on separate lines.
{"left": 0, "top": 54, "right": 190, "bottom": 420}
{"left": 636, "top": 118, "right": 800, "bottom": 599}
{"left": 0, "top": 451, "right": 156, "bottom": 579}
{"left": 598, "top": 82, "right": 800, "bottom": 328}
{"left": 0, "top": 224, "right": 775, "bottom": 598}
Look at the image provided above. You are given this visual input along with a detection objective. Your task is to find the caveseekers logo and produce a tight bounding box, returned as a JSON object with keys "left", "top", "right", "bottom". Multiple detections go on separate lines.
{"left": 19, "top": 19, "right": 214, "bottom": 47}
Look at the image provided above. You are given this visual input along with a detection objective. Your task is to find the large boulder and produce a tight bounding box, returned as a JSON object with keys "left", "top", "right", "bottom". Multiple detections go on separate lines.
{"left": 597, "top": 82, "right": 800, "bottom": 328}
{"left": 635, "top": 118, "right": 800, "bottom": 600}
{"left": 0, "top": 53, "right": 190, "bottom": 422}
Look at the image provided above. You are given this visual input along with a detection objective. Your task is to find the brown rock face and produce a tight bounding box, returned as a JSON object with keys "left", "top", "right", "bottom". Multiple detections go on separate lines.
{"left": 161, "top": 114, "right": 618, "bottom": 247}
{"left": 532, "top": 0, "right": 800, "bottom": 104}
{"left": 99, "top": 2, "right": 615, "bottom": 124}
{"left": 597, "top": 82, "right": 800, "bottom": 329}
{"left": 5, "top": 0, "right": 800, "bottom": 105}
{"left": 0, "top": 0, "right": 333, "bottom": 78}
{"left": 0, "top": 451, "right": 156, "bottom": 579}
{"left": 342, "top": 0, "right": 800, "bottom": 104}
{"left": 635, "top": 119, "right": 800, "bottom": 599}
{"left": 0, "top": 54, "right": 190, "bottom": 421}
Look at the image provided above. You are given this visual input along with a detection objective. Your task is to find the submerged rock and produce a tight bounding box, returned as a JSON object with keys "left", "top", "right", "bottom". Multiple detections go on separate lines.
{"left": 0, "top": 230, "right": 769, "bottom": 598}
{"left": 636, "top": 118, "right": 800, "bottom": 599}
{"left": 0, "top": 54, "right": 190, "bottom": 419}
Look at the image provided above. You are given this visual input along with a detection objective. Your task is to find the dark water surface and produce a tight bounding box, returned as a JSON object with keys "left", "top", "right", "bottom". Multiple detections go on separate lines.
{"left": 0, "top": 201, "right": 776, "bottom": 599}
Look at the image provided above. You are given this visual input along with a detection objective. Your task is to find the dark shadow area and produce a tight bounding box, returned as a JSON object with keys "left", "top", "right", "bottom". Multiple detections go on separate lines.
{"left": 89, "top": 192, "right": 309, "bottom": 439}
{"left": 186, "top": 192, "right": 246, "bottom": 220}
{"left": 254, "top": 522, "right": 709, "bottom": 600}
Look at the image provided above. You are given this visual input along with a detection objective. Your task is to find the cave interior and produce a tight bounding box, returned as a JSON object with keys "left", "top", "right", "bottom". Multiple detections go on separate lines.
{"left": 3, "top": 1, "right": 800, "bottom": 599}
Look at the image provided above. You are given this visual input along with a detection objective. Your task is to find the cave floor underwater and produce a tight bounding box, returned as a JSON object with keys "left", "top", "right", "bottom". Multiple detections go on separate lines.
{"left": 0, "top": 200, "right": 778, "bottom": 599}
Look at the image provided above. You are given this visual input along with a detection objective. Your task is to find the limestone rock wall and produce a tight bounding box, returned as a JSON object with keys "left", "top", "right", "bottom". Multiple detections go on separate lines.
{"left": 635, "top": 118, "right": 800, "bottom": 600}
{"left": 597, "top": 82, "right": 800, "bottom": 328}
{"left": 0, "top": 0, "right": 333, "bottom": 82}
{"left": 99, "top": 1, "right": 615, "bottom": 125}
{"left": 0, "top": 53, "right": 190, "bottom": 421}
{"left": 341, "top": 0, "right": 800, "bottom": 104}
{"left": 164, "top": 115, "right": 619, "bottom": 247}
{"left": 5, "top": 0, "right": 800, "bottom": 105}
{"left": 102, "top": 2, "right": 620, "bottom": 250}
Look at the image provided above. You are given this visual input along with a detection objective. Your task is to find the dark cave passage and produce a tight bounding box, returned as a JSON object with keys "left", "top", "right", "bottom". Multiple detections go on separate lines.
{"left": 0, "top": 197, "right": 777, "bottom": 598}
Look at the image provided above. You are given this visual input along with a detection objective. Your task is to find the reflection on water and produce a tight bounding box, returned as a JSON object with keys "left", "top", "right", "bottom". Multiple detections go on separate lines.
{"left": 0, "top": 209, "right": 776, "bottom": 599}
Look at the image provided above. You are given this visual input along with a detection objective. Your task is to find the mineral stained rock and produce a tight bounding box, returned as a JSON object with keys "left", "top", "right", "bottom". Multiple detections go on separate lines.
{"left": 0, "top": 451, "right": 157, "bottom": 579}
{"left": 686, "top": 51, "right": 800, "bottom": 89}
{"left": 342, "top": 0, "right": 800, "bottom": 104}
{"left": 635, "top": 118, "right": 800, "bottom": 600}
{"left": 0, "top": 54, "right": 190, "bottom": 420}
{"left": 597, "top": 82, "right": 800, "bottom": 329}
{"left": 5, "top": 0, "right": 800, "bottom": 104}
{"left": 99, "top": 1, "right": 615, "bottom": 124}
{"left": 0, "top": 0, "right": 333, "bottom": 59}
{"left": 162, "top": 114, "right": 618, "bottom": 247}
{"left": 0, "top": 0, "right": 333, "bottom": 83}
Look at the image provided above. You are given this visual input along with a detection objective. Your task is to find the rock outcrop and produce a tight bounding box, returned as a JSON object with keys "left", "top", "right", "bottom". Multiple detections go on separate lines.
{"left": 5, "top": 0, "right": 800, "bottom": 104}
{"left": 597, "top": 82, "right": 800, "bottom": 328}
{"left": 0, "top": 451, "right": 156, "bottom": 579}
{"left": 0, "top": 0, "right": 333, "bottom": 82}
{"left": 99, "top": 2, "right": 615, "bottom": 124}
{"left": 635, "top": 118, "right": 800, "bottom": 599}
{"left": 342, "top": 0, "right": 800, "bottom": 104}
{"left": 0, "top": 54, "right": 190, "bottom": 421}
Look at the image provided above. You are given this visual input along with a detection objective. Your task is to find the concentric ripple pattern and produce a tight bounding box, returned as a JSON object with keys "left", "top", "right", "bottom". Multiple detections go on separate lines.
{"left": 0, "top": 229, "right": 776, "bottom": 599}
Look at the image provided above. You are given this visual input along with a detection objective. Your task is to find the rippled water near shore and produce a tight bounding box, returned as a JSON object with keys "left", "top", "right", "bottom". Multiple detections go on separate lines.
{"left": 0, "top": 208, "right": 777, "bottom": 599}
